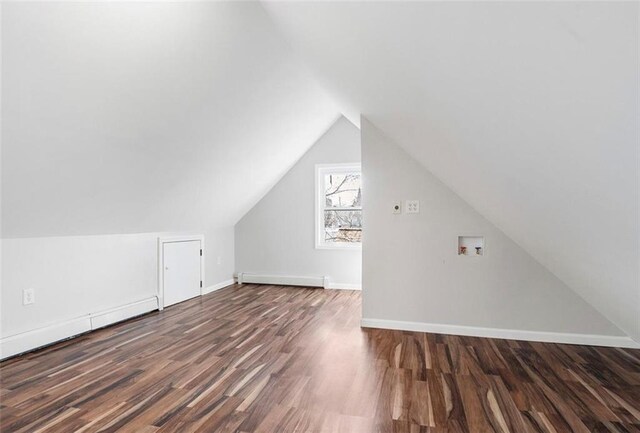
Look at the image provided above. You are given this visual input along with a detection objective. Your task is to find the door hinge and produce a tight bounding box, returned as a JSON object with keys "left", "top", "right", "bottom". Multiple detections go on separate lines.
{"left": 200, "top": 281, "right": 203, "bottom": 288}
{"left": 200, "top": 249, "right": 202, "bottom": 256}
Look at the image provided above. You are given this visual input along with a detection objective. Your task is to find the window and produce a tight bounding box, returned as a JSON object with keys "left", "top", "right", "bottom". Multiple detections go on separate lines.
{"left": 315, "top": 163, "right": 362, "bottom": 249}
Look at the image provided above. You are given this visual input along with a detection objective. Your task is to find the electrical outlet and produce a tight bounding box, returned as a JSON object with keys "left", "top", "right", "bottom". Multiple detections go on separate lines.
{"left": 392, "top": 202, "right": 402, "bottom": 214}
{"left": 23, "top": 288, "right": 35, "bottom": 305}
{"left": 406, "top": 200, "right": 420, "bottom": 213}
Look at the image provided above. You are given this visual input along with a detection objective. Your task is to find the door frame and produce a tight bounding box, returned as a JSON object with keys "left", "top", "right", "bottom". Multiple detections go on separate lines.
{"left": 157, "top": 235, "right": 205, "bottom": 310}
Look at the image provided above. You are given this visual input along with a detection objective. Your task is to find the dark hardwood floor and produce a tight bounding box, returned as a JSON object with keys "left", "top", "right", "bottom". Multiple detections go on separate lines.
{"left": 1, "top": 284, "right": 639, "bottom": 433}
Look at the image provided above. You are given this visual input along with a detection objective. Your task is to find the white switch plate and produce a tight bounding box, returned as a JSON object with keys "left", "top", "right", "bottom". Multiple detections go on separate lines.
{"left": 392, "top": 202, "right": 402, "bottom": 214}
{"left": 406, "top": 200, "right": 420, "bottom": 213}
{"left": 23, "top": 288, "right": 35, "bottom": 305}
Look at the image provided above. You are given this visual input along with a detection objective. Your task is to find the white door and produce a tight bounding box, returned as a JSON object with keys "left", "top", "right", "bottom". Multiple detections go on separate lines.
{"left": 163, "top": 240, "right": 201, "bottom": 307}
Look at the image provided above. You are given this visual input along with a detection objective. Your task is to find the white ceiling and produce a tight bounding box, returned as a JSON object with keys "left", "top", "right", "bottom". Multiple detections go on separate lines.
{"left": 263, "top": 1, "right": 639, "bottom": 339}
{"left": 1, "top": 2, "right": 339, "bottom": 237}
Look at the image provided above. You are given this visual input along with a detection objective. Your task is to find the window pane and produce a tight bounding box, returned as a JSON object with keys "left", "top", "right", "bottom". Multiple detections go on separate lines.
{"left": 324, "top": 210, "right": 362, "bottom": 243}
{"left": 325, "top": 173, "right": 361, "bottom": 208}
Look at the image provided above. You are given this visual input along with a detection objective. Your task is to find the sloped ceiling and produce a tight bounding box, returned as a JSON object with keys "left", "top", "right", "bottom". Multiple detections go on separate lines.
{"left": 1, "top": 2, "right": 339, "bottom": 238}
{"left": 263, "top": 1, "right": 639, "bottom": 340}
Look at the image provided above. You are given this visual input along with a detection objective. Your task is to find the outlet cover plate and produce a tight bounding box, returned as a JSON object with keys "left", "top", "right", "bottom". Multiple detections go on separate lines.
{"left": 393, "top": 202, "right": 402, "bottom": 214}
{"left": 23, "top": 288, "right": 35, "bottom": 305}
{"left": 406, "top": 200, "right": 420, "bottom": 213}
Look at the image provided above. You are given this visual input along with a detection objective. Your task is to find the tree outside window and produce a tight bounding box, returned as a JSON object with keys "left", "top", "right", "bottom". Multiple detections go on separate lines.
{"left": 316, "top": 164, "right": 362, "bottom": 249}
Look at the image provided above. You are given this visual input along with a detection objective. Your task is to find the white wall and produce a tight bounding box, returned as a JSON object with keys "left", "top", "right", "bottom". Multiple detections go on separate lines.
{"left": 235, "top": 116, "right": 361, "bottom": 287}
{"left": 361, "top": 118, "right": 628, "bottom": 342}
{"left": 0, "top": 3, "right": 4, "bottom": 336}
{"left": 2, "top": 233, "right": 159, "bottom": 337}
{"left": 204, "top": 227, "right": 235, "bottom": 290}
{"left": 265, "top": 1, "right": 640, "bottom": 342}
{"left": 0, "top": 229, "right": 235, "bottom": 337}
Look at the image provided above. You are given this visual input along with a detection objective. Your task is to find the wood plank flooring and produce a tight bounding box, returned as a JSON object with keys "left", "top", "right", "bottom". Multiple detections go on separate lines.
{"left": 1, "top": 284, "right": 639, "bottom": 432}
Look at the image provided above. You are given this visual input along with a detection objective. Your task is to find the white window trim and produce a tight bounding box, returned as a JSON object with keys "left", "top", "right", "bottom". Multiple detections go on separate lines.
{"left": 315, "top": 163, "right": 362, "bottom": 250}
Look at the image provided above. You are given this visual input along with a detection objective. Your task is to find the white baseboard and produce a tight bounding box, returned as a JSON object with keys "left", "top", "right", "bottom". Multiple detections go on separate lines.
{"left": 1, "top": 297, "right": 159, "bottom": 360}
{"left": 90, "top": 297, "right": 158, "bottom": 330}
{"left": 236, "top": 273, "right": 361, "bottom": 290}
{"left": 203, "top": 279, "right": 235, "bottom": 294}
{"left": 360, "top": 318, "right": 640, "bottom": 349}
{"left": 237, "top": 273, "right": 326, "bottom": 288}
{"left": 326, "top": 282, "right": 361, "bottom": 290}
{"left": 0, "top": 316, "right": 92, "bottom": 360}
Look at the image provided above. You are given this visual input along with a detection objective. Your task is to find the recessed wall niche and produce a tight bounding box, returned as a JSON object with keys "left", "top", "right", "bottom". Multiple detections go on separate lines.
{"left": 458, "top": 236, "right": 484, "bottom": 256}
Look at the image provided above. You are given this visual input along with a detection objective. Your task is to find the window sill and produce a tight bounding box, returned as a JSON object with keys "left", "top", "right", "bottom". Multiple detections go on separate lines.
{"left": 315, "top": 243, "right": 362, "bottom": 251}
